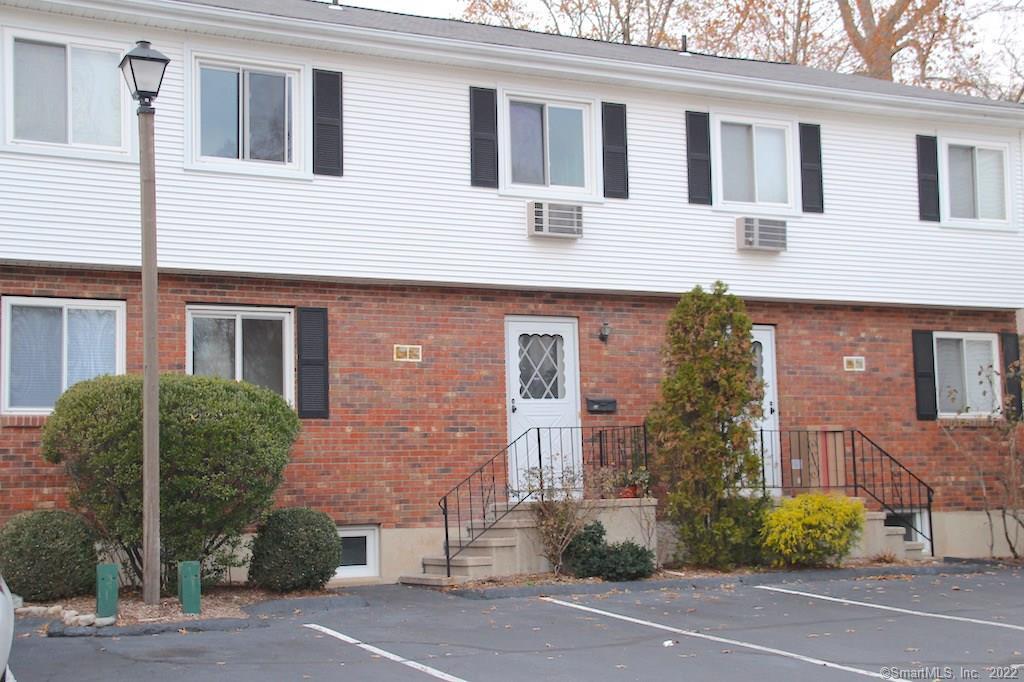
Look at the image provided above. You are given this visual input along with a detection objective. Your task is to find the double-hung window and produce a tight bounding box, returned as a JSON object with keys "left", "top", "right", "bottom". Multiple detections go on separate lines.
{"left": 943, "top": 141, "right": 1008, "bottom": 223}
{"left": 715, "top": 116, "right": 794, "bottom": 208}
{"left": 9, "top": 35, "right": 125, "bottom": 151}
{"left": 1, "top": 297, "right": 126, "bottom": 414}
{"left": 504, "top": 94, "right": 593, "bottom": 196}
{"left": 186, "top": 306, "right": 294, "bottom": 402}
{"left": 934, "top": 331, "right": 1001, "bottom": 417}
{"left": 196, "top": 60, "right": 296, "bottom": 167}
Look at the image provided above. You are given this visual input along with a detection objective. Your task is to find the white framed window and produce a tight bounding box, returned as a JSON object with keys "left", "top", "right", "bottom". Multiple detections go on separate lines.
{"left": 334, "top": 525, "right": 379, "bottom": 579}
{"left": 190, "top": 52, "right": 302, "bottom": 174}
{"left": 884, "top": 509, "right": 931, "bottom": 553}
{"left": 712, "top": 114, "right": 797, "bottom": 211}
{"left": 185, "top": 306, "right": 294, "bottom": 404}
{"left": 940, "top": 139, "right": 1010, "bottom": 226}
{"left": 1, "top": 296, "right": 127, "bottom": 415}
{"left": 499, "top": 90, "right": 598, "bottom": 200}
{"left": 3, "top": 29, "right": 129, "bottom": 156}
{"left": 933, "top": 331, "right": 1001, "bottom": 417}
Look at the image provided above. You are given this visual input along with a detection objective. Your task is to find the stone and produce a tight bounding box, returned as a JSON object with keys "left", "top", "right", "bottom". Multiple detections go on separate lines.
{"left": 46, "top": 605, "right": 63, "bottom": 615}
{"left": 61, "top": 610, "right": 79, "bottom": 625}
{"left": 15, "top": 606, "right": 48, "bottom": 617}
{"left": 94, "top": 616, "right": 116, "bottom": 628}
{"left": 11, "top": 594, "right": 23, "bottom": 609}
{"left": 76, "top": 614, "right": 96, "bottom": 627}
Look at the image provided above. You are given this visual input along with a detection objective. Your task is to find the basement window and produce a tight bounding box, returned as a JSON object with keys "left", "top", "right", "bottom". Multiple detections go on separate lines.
{"left": 334, "top": 525, "right": 379, "bottom": 579}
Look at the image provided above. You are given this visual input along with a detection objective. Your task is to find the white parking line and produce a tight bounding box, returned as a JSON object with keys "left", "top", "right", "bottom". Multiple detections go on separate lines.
{"left": 303, "top": 623, "right": 469, "bottom": 682}
{"left": 540, "top": 596, "right": 884, "bottom": 679}
{"left": 755, "top": 585, "right": 1024, "bottom": 633}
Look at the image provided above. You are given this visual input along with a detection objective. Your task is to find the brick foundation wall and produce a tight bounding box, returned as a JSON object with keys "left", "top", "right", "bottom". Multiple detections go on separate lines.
{"left": 0, "top": 264, "right": 1015, "bottom": 526}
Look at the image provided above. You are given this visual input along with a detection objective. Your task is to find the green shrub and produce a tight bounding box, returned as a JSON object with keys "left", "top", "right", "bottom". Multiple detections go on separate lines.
{"left": 248, "top": 508, "right": 343, "bottom": 592}
{"left": 599, "top": 541, "right": 656, "bottom": 582}
{"left": 41, "top": 374, "right": 300, "bottom": 590}
{"left": 564, "top": 521, "right": 607, "bottom": 578}
{"left": 761, "top": 494, "right": 865, "bottom": 568}
{"left": 672, "top": 494, "right": 770, "bottom": 569}
{"left": 0, "top": 511, "right": 97, "bottom": 601}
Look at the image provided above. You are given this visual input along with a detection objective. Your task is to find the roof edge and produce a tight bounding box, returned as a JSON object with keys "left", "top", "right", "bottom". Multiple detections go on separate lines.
{"left": 6, "top": 0, "right": 1023, "bottom": 125}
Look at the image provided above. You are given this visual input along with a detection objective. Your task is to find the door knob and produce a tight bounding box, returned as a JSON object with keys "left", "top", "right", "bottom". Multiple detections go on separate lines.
{"left": 511, "top": 398, "right": 517, "bottom": 413}
{"left": 769, "top": 401, "right": 776, "bottom": 415}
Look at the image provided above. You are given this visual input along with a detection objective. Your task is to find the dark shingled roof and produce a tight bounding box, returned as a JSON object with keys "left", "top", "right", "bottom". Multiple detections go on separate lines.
{"left": 174, "top": 0, "right": 1021, "bottom": 112}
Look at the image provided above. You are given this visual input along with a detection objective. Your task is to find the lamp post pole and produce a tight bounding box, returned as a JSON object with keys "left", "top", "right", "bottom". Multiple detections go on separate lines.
{"left": 120, "top": 40, "right": 170, "bottom": 606}
{"left": 139, "top": 103, "right": 160, "bottom": 606}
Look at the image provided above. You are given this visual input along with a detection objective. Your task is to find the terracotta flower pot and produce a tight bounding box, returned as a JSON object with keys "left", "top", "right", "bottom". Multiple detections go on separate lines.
{"left": 619, "top": 484, "right": 639, "bottom": 499}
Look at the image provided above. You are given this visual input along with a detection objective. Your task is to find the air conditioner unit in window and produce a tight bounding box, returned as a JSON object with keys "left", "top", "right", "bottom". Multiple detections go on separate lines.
{"left": 736, "top": 216, "right": 787, "bottom": 252}
{"left": 528, "top": 202, "right": 583, "bottom": 238}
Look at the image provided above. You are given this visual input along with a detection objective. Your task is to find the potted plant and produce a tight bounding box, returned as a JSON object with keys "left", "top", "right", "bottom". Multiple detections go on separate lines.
{"left": 618, "top": 466, "right": 651, "bottom": 499}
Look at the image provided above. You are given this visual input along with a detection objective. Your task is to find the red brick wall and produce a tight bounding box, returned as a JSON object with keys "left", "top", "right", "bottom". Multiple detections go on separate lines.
{"left": 0, "top": 265, "right": 1015, "bottom": 526}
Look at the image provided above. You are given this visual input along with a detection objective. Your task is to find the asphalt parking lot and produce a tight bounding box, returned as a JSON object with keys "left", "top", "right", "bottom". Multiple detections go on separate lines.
{"left": 9, "top": 566, "right": 1024, "bottom": 681}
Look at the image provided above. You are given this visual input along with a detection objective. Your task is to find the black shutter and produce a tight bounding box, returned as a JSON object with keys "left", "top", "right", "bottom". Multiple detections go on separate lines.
{"left": 912, "top": 330, "right": 937, "bottom": 421}
{"left": 1001, "top": 332, "right": 1022, "bottom": 418}
{"left": 297, "top": 307, "right": 329, "bottom": 419}
{"left": 685, "top": 111, "right": 712, "bottom": 205}
{"left": 799, "top": 123, "right": 824, "bottom": 213}
{"left": 916, "top": 135, "right": 940, "bottom": 222}
{"left": 470, "top": 87, "right": 498, "bottom": 188}
{"left": 313, "top": 70, "right": 343, "bottom": 177}
{"left": 602, "top": 102, "right": 629, "bottom": 199}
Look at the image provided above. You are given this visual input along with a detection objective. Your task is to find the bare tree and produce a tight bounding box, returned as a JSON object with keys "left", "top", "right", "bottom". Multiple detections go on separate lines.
{"left": 461, "top": 0, "right": 1020, "bottom": 100}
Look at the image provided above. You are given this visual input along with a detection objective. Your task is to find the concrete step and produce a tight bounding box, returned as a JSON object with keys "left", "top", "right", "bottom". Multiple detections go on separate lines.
{"left": 422, "top": 554, "right": 495, "bottom": 578}
{"left": 398, "top": 573, "right": 467, "bottom": 587}
{"left": 903, "top": 540, "right": 928, "bottom": 559}
{"left": 457, "top": 535, "right": 519, "bottom": 557}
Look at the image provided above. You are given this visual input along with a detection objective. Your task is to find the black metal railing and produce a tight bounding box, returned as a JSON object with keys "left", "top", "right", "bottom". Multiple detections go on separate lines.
{"left": 438, "top": 424, "right": 648, "bottom": 577}
{"left": 757, "top": 429, "right": 934, "bottom": 552}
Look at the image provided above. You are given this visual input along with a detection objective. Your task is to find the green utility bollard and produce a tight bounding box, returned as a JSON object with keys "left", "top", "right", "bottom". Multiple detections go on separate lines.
{"left": 96, "top": 563, "right": 119, "bottom": 619}
{"left": 177, "top": 561, "right": 201, "bottom": 615}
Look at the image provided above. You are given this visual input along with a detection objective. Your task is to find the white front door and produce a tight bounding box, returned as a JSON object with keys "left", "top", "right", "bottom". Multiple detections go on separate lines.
{"left": 752, "top": 325, "right": 782, "bottom": 490}
{"left": 505, "top": 317, "right": 581, "bottom": 494}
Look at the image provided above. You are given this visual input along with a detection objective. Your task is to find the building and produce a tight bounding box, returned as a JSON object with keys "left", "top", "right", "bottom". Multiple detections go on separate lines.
{"left": 1, "top": 0, "right": 1022, "bottom": 582}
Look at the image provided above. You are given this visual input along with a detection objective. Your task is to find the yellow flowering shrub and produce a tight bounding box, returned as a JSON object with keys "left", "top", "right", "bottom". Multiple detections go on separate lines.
{"left": 761, "top": 494, "right": 864, "bottom": 568}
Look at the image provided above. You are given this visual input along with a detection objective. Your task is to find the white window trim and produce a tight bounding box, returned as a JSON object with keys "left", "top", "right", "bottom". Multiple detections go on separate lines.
{"left": 185, "top": 48, "right": 308, "bottom": 179}
{"left": 933, "top": 330, "right": 1002, "bottom": 419}
{"left": 497, "top": 88, "right": 602, "bottom": 203}
{"left": 937, "top": 137, "right": 1014, "bottom": 231}
{"left": 885, "top": 509, "right": 932, "bottom": 554}
{"left": 334, "top": 525, "right": 379, "bottom": 579}
{"left": 1, "top": 26, "right": 134, "bottom": 162}
{"left": 185, "top": 305, "right": 295, "bottom": 405}
{"left": 710, "top": 113, "right": 799, "bottom": 215}
{"left": 1, "top": 296, "right": 127, "bottom": 416}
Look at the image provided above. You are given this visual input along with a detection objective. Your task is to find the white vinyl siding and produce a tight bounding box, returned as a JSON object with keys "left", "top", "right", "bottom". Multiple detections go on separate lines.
{"left": 1, "top": 296, "right": 126, "bottom": 415}
{"left": 0, "top": 11, "right": 1022, "bottom": 310}
{"left": 186, "top": 306, "right": 295, "bottom": 404}
{"left": 6, "top": 31, "right": 125, "bottom": 152}
{"left": 934, "top": 332, "right": 1000, "bottom": 417}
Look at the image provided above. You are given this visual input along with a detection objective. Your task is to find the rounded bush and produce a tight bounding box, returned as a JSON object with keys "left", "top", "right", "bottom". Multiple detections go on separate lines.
{"left": 598, "top": 541, "right": 656, "bottom": 582}
{"left": 248, "top": 508, "right": 343, "bottom": 592}
{"left": 41, "top": 374, "right": 300, "bottom": 589}
{"left": 0, "top": 510, "right": 97, "bottom": 601}
{"left": 564, "top": 521, "right": 607, "bottom": 578}
{"left": 761, "top": 493, "right": 865, "bottom": 568}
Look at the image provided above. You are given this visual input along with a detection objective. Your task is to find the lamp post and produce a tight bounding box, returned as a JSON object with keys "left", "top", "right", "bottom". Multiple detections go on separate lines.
{"left": 119, "top": 40, "right": 170, "bottom": 606}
